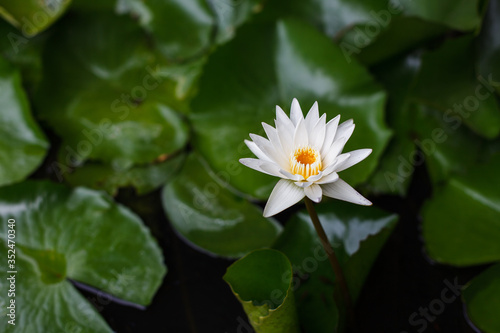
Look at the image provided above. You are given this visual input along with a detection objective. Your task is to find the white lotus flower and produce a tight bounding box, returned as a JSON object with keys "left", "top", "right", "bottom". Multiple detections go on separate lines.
{"left": 240, "top": 98, "right": 372, "bottom": 217}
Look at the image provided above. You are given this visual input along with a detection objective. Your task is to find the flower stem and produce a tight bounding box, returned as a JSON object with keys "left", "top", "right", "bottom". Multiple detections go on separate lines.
{"left": 304, "top": 197, "right": 357, "bottom": 333}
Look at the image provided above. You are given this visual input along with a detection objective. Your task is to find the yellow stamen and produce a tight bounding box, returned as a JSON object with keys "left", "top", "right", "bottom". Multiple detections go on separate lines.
{"left": 290, "top": 146, "right": 322, "bottom": 179}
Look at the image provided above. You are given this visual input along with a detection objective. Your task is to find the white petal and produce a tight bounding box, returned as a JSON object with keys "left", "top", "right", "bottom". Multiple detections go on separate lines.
{"left": 306, "top": 171, "right": 323, "bottom": 182}
{"left": 294, "top": 181, "right": 313, "bottom": 188}
{"left": 335, "top": 149, "right": 372, "bottom": 172}
{"left": 245, "top": 140, "right": 272, "bottom": 162}
{"left": 249, "top": 133, "right": 282, "bottom": 165}
{"left": 309, "top": 113, "right": 326, "bottom": 149}
{"left": 290, "top": 98, "right": 304, "bottom": 126}
{"left": 322, "top": 137, "right": 347, "bottom": 167}
{"left": 305, "top": 101, "right": 319, "bottom": 133}
{"left": 320, "top": 115, "right": 340, "bottom": 156}
{"left": 316, "top": 172, "right": 339, "bottom": 184}
{"left": 304, "top": 184, "right": 322, "bottom": 202}
{"left": 262, "top": 122, "right": 289, "bottom": 169}
{"left": 280, "top": 169, "right": 304, "bottom": 181}
{"left": 275, "top": 106, "right": 294, "bottom": 156}
{"left": 293, "top": 118, "right": 308, "bottom": 148}
{"left": 322, "top": 153, "right": 350, "bottom": 175}
{"left": 264, "top": 179, "right": 305, "bottom": 217}
{"left": 239, "top": 158, "right": 281, "bottom": 177}
{"left": 334, "top": 120, "right": 355, "bottom": 142}
{"left": 321, "top": 179, "right": 372, "bottom": 206}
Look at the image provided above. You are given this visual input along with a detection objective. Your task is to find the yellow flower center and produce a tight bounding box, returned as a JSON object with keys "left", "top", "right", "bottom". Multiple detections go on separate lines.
{"left": 290, "top": 146, "right": 322, "bottom": 179}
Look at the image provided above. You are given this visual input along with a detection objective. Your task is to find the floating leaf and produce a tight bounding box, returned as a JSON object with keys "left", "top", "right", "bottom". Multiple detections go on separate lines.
{"left": 413, "top": 35, "right": 500, "bottom": 139}
{"left": 0, "top": 58, "right": 48, "bottom": 186}
{"left": 162, "top": 153, "right": 282, "bottom": 258}
{"left": 476, "top": 0, "right": 500, "bottom": 92}
{"left": 463, "top": 263, "right": 500, "bottom": 333}
{"left": 0, "top": 180, "right": 166, "bottom": 332}
{"left": 119, "top": 0, "right": 263, "bottom": 60}
{"left": 353, "top": 16, "right": 448, "bottom": 66}
{"left": 267, "top": 0, "right": 388, "bottom": 38}
{"left": 64, "top": 153, "right": 186, "bottom": 196}
{"left": 0, "top": 0, "right": 71, "bottom": 35}
{"left": 224, "top": 249, "right": 300, "bottom": 333}
{"left": 364, "top": 53, "right": 421, "bottom": 195}
{"left": 423, "top": 155, "right": 500, "bottom": 266}
{"left": 35, "top": 13, "right": 189, "bottom": 169}
{"left": 395, "top": 0, "right": 481, "bottom": 31}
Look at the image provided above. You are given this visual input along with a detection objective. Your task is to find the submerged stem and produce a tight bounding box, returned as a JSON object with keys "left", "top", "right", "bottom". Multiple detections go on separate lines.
{"left": 304, "top": 197, "right": 356, "bottom": 333}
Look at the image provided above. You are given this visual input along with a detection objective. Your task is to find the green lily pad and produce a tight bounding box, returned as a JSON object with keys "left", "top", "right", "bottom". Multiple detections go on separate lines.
{"left": 0, "top": 19, "right": 47, "bottom": 92}
{"left": 412, "top": 105, "right": 485, "bottom": 184}
{"left": 413, "top": 35, "right": 500, "bottom": 139}
{"left": 463, "top": 263, "right": 500, "bottom": 333}
{"left": 273, "top": 201, "right": 397, "bottom": 332}
{"left": 211, "top": 0, "right": 263, "bottom": 44}
{"left": 34, "top": 13, "right": 189, "bottom": 168}
{"left": 423, "top": 155, "right": 500, "bottom": 266}
{"left": 353, "top": 16, "right": 448, "bottom": 66}
{"left": 119, "top": 0, "right": 262, "bottom": 60}
{"left": 0, "top": 180, "right": 166, "bottom": 332}
{"left": 134, "top": 0, "right": 215, "bottom": 60}
{"left": 224, "top": 249, "right": 300, "bottom": 333}
{"left": 0, "top": 242, "right": 112, "bottom": 333}
{"left": 0, "top": 0, "right": 71, "bottom": 35}
{"left": 364, "top": 53, "right": 421, "bottom": 195}
{"left": 64, "top": 153, "right": 186, "bottom": 196}
{"left": 190, "top": 18, "right": 392, "bottom": 199}
{"left": 0, "top": 58, "right": 48, "bottom": 186}
{"left": 267, "top": 0, "right": 389, "bottom": 38}
{"left": 161, "top": 153, "right": 282, "bottom": 258}
{"left": 395, "top": 0, "right": 481, "bottom": 31}
{"left": 476, "top": 0, "right": 500, "bottom": 91}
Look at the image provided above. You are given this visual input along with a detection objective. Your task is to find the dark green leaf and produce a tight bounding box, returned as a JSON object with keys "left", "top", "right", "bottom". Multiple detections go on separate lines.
{"left": 423, "top": 155, "right": 500, "bottom": 266}
{"left": 476, "top": 0, "right": 500, "bottom": 92}
{"left": 353, "top": 16, "right": 448, "bottom": 66}
{"left": 396, "top": 0, "right": 481, "bottom": 31}
{"left": 463, "top": 263, "right": 500, "bottom": 333}
{"left": 0, "top": 58, "right": 48, "bottom": 186}
{"left": 64, "top": 153, "right": 186, "bottom": 196}
{"left": 413, "top": 35, "right": 500, "bottom": 139}
{"left": 0, "top": 242, "right": 112, "bottom": 332}
{"left": 224, "top": 249, "right": 300, "bottom": 333}
{"left": 162, "top": 153, "right": 282, "bottom": 258}
{"left": 364, "top": 53, "right": 422, "bottom": 195}
{"left": 35, "top": 13, "right": 189, "bottom": 168}
{"left": 267, "top": 0, "right": 388, "bottom": 38}
{"left": 131, "top": 0, "right": 215, "bottom": 60}
{"left": 120, "top": 0, "right": 263, "bottom": 60}
{"left": 0, "top": 0, "right": 71, "bottom": 35}
{"left": 412, "top": 106, "right": 485, "bottom": 184}
{"left": 0, "top": 180, "right": 166, "bottom": 332}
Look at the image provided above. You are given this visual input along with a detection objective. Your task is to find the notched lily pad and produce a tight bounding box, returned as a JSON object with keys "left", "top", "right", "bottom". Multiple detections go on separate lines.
{"left": 162, "top": 153, "right": 282, "bottom": 258}
{"left": 224, "top": 249, "right": 301, "bottom": 333}
{"left": 0, "top": 180, "right": 166, "bottom": 332}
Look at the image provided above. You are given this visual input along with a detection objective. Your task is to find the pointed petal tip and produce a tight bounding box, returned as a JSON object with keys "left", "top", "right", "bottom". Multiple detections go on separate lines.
{"left": 264, "top": 179, "right": 305, "bottom": 217}
{"left": 263, "top": 210, "right": 273, "bottom": 218}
